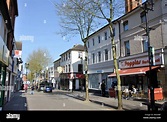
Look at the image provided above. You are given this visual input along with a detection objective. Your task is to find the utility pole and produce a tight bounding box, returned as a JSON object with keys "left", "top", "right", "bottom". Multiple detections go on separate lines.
{"left": 141, "top": 0, "right": 155, "bottom": 111}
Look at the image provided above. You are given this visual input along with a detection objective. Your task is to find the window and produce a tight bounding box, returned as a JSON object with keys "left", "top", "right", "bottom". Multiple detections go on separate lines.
{"left": 98, "top": 51, "right": 101, "bottom": 62}
{"left": 123, "top": 20, "right": 128, "bottom": 31}
{"left": 125, "top": 41, "right": 130, "bottom": 56}
{"left": 68, "top": 64, "right": 71, "bottom": 72}
{"left": 104, "top": 32, "right": 107, "bottom": 40}
{"left": 68, "top": 52, "right": 70, "bottom": 59}
{"left": 142, "top": 40, "right": 148, "bottom": 52}
{"left": 78, "top": 64, "right": 83, "bottom": 72}
{"left": 98, "top": 35, "right": 101, "bottom": 43}
{"left": 66, "top": 65, "right": 67, "bottom": 72}
{"left": 92, "top": 53, "right": 95, "bottom": 64}
{"left": 78, "top": 52, "right": 82, "bottom": 58}
{"left": 105, "top": 49, "right": 108, "bottom": 61}
{"left": 140, "top": 11, "right": 146, "bottom": 23}
{"left": 92, "top": 38, "right": 95, "bottom": 46}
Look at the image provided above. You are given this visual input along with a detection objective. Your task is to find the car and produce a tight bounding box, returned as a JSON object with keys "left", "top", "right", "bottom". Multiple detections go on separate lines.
{"left": 43, "top": 84, "right": 52, "bottom": 93}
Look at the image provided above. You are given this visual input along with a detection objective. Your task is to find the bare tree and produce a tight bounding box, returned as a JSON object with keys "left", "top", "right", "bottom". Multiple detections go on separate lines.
{"left": 54, "top": 0, "right": 104, "bottom": 101}
{"left": 65, "top": 0, "right": 124, "bottom": 110}
{"left": 26, "top": 48, "right": 53, "bottom": 82}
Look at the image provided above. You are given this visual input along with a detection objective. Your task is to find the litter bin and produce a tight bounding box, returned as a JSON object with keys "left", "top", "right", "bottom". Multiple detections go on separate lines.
{"left": 148, "top": 88, "right": 163, "bottom": 101}
{"left": 108, "top": 88, "right": 115, "bottom": 98}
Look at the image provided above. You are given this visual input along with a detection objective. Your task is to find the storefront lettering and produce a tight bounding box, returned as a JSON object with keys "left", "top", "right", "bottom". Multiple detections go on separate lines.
{"left": 124, "top": 58, "right": 160, "bottom": 67}
{"left": 125, "top": 60, "right": 141, "bottom": 67}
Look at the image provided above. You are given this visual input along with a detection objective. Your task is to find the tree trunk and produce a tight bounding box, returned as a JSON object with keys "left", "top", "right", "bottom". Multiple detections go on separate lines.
{"left": 109, "top": 24, "right": 123, "bottom": 110}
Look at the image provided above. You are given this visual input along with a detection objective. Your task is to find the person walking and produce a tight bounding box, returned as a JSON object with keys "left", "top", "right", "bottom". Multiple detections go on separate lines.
{"left": 101, "top": 80, "right": 106, "bottom": 97}
{"left": 30, "top": 85, "right": 35, "bottom": 95}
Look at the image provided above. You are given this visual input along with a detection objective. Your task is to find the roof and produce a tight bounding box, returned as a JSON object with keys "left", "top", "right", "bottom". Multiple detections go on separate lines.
{"left": 60, "top": 44, "right": 84, "bottom": 56}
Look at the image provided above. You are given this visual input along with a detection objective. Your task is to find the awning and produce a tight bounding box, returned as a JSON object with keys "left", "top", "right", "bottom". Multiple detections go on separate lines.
{"left": 108, "top": 66, "right": 160, "bottom": 77}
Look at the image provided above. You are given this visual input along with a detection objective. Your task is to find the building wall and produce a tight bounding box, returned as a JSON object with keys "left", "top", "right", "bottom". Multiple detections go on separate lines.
{"left": 120, "top": 0, "right": 165, "bottom": 57}
{"left": 71, "top": 50, "right": 85, "bottom": 73}
{"left": 86, "top": 23, "right": 120, "bottom": 91}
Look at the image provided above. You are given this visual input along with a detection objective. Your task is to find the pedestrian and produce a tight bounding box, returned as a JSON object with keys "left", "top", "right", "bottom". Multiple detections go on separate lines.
{"left": 24, "top": 84, "right": 28, "bottom": 93}
{"left": 30, "top": 85, "right": 34, "bottom": 95}
{"left": 101, "top": 80, "right": 106, "bottom": 97}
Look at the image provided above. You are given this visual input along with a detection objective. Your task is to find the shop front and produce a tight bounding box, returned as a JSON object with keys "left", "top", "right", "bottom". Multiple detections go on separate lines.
{"left": 59, "top": 73, "right": 85, "bottom": 91}
{"left": 108, "top": 48, "right": 165, "bottom": 100}
{"left": 0, "top": 37, "right": 9, "bottom": 110}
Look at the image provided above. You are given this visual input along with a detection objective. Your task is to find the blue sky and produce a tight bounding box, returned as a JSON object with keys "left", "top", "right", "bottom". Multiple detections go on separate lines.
{"left": 14, "top": 0, "right": 83, "bottom": 64}
{"left": 14, "top": 0, "right": 146, "bottom": 65}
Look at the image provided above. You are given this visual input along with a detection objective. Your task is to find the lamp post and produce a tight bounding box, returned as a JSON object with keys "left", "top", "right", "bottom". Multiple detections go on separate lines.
{"left": 24, "top": 62, "right": 29, "bottom": 92}
{"left": 141, "top": 0, "right": 155, "bottom": 111}
{"left": 25, "top": 63, "right": 29, "bottom": 81}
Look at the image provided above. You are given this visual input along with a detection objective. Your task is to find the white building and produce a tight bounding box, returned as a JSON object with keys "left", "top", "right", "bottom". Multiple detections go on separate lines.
{"left": 86, "top": 23, "right": 120, "bottom": 92}
{"left": 59, "top": 44, "right": 85, "bottom": 91}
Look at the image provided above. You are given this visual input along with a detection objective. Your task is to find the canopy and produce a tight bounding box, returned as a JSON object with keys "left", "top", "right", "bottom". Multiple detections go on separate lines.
{"left": 108, "top": 66, "right": 160, "bottom": 77}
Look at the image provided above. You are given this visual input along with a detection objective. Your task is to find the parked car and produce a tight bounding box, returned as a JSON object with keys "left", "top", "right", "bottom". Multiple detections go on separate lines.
{"left": 43, "top": 83, "right": 52, "bottom": 93}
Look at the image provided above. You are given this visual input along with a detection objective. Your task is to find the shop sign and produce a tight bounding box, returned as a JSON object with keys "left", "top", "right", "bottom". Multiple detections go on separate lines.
{"left": 0, "top": 36, "right": 4, "bottom": 62}
{"left": 2, "top": 45, "right": 9, "bottom": 66}
{"left": 120, "top": 55, "right": 162, "bottom": 69}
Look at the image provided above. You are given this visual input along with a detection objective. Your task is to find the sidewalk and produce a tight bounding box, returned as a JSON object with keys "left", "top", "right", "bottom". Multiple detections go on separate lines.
{"left": 65, "top": 89, "right": 167, "bottom": 111}
{"left": 3, "top": 90, "right": 28, "bottom": 111}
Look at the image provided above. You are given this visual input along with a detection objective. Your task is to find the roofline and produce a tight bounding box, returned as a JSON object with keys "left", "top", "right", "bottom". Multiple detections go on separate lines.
{"left": 85, "top": 1, "right": 147, "bottom": 39}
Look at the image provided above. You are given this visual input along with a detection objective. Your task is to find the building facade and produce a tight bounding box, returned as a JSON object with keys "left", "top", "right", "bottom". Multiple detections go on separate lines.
{"left": 0, "top": 0, "right": 20, "bottom": 110}
{"left": 86, "top": 23, "right": 120, "bottom": 92}
{"left": 108, "top": 0, "right": 167, "bottom": 98}
{"left": 86, "top": 0, "right": 167, "bottom": 99}
{"left": 59, "top": 44, "right": 85, "bottom": 91}
{"left": 53, "top": 58, "right": 61, "bottom": 89}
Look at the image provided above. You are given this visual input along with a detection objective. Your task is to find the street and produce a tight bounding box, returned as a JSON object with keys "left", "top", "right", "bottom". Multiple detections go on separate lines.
{"left": 3, "top": 89, "right": 113, "bottom": 111}
{"left": 1, "top": 89, "right": 167, "bottom": 121}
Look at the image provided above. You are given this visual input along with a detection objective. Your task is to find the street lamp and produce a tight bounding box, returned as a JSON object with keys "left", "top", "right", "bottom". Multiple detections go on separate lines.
{"left": 141, "top": 0, "right": 155, "bottom": 111}
{"left": 25, "top": 62, "right": 29, "bottom": 81}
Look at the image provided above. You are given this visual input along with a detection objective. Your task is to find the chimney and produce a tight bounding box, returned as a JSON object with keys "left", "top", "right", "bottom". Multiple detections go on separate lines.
{"left": 125, "top": 0, "right": 142, "bottom": 13}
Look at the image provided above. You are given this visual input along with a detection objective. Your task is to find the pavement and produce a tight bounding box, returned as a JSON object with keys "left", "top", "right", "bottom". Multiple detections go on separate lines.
{"left": 3, "top": 88, "right": 166, "bottom": 111}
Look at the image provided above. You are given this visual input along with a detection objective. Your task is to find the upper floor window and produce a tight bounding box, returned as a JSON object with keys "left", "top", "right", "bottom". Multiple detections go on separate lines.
{"left": 123, "top": 20, "right": 128, "bottom": 31}
{"left": 125, "top": 41, "right": 130, "bottom": 56}
{"left": 142, "top": 40, "right": 148, "bottom": 52}
{"left": 140, "top": 11, "right": 146, "bottom": 23}
{"left": 92, "top": 38, "right": 95, "bottom": 46}
{"left": 98, "top": 35, "right": 101, "bottom": 43}
{"left": 78, "top": 64, "right": 83, "bottom": 73}
{"left": 65, "top": 65, "right": 67, "bottom": 72}
{"left": 92, "top": 53, "right": 95, "bottom": 64}
{"left": 98, "top": 51, "right": 101, "bottom": 62}
{"left": 68, "top": 52, "right": 70, "bottom": 59}
{"left": 105, "top": 49, "right": 108, "bottom": 61}
{"left": 68, "top": 64, "right": 71, "bottom": 72}
{"left": 66, "top": 53, "right": 68, "bottom": 60}
{"left": 104, "top": 32, "right": 107, "bottom": 40}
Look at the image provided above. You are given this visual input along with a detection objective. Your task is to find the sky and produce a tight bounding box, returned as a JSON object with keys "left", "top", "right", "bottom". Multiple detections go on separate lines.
{"left": 14, "top": 0, "right": 83, "bottom": 65}
{"left": 14, "top": 0, "right": 146, "bottom": 67}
